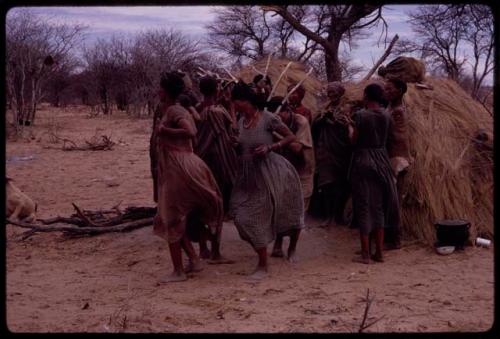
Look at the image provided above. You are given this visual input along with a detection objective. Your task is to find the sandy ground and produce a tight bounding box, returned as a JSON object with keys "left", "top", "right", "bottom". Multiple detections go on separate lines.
{"left": 5, "top": 105, "right": 494, "bottom": 333}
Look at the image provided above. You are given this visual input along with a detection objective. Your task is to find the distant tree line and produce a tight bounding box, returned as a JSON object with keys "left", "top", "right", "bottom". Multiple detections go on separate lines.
{"left": 5, "top": 5, "right": 493, "bottom": 129}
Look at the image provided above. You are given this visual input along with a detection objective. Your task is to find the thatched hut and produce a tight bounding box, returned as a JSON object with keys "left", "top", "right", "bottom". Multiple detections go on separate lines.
{"left": 343, "top": 78, "right": 493, "bottom": 245}
{"left": 237, "top": 58, "right": 493, "bottom": 246}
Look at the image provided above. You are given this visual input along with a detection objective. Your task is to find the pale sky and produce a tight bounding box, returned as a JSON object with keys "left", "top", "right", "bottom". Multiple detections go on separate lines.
{"left": 7, "top": 5, "right": 493, "bottom": 83}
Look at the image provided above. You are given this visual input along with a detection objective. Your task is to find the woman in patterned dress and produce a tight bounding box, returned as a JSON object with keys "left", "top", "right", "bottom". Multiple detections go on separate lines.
{"left": 230, "top": 82, "right": 305, "bottom": 280}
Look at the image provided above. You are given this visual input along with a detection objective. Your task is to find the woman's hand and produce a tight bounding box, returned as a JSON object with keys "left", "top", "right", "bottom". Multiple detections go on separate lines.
{"left": 253, "top": 144, "right": 270, "bottom": 156}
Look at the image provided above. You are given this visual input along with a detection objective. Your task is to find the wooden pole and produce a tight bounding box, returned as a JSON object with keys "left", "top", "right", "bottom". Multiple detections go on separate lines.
{"left": 363, "top": 34, "right": 399, "bottom": 82}
{"left": 267, "top": 61, "right": 292, "bottom": 101}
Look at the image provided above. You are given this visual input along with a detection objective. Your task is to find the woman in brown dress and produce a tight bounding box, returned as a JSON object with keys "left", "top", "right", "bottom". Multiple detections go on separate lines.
{"left": 348, "top": 83, "right": 399, "bottom": 264}
{"left": 230, "top": 82, "right": 305, "bottom": 279}
{"left": 153, "top": 72, "right": 223, "bottom": 283}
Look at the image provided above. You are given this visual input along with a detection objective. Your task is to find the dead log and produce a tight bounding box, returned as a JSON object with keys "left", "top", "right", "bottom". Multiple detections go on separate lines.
{"left": 6, "top": 217, "right": 154, "bottom": 236}
{"left": 72, "top": 203, "right": 100, "bottom": 227}
{"left": 38, "top": 216, "right": 86, "bottom": 226}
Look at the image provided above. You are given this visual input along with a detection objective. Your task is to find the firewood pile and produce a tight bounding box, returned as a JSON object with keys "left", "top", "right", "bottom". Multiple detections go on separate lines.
{"left": 6, "top": 204, "right": 156, "bottom": 240}
{"left": 62, "top": 135, "right": 115, "bottom": 151}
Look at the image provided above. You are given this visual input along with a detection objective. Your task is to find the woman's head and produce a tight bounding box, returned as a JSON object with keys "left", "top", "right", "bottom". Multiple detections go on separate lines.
{"left": 231, "top": 81, "right": 265, "bottom": 113}
{"left": 363, "top": 83, "right": 387, "bottom": 107}
{"left": 253, "top": 74, "right": 272, "bottom": 93}
{"left": 326, "top": 82, "right": 345, "bottom": 104}
{"left": 384, "top": 78, "right": 407, "bottom": 102}
{"left": 160, "top": 72, "right": 185, "bottom": 102}
{"left": 199, "top": 76, "right": 218, "bottom": 98}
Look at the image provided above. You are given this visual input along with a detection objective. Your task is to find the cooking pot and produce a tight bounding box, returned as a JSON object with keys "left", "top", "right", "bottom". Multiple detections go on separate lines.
{"left": 434, "top": 219, "right": 470, "bottom": 248}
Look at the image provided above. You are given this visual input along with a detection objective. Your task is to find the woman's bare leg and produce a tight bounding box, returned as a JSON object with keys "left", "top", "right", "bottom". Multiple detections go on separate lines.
{"left": 181, "top": 236, "right": 203, "bottom": 273}
{"left": 352, "top": 233, "right": 370, "bottom": 264}
{"left": 287, "top": 229, "right": 301, "bottom": 263}
{"left": 159, "top": 241, "right": 188, "bottom": 283}
{"left": 372, "top": 228, "right": 384, "bottom": 262}
{"left": 271, "top": 235, "right": 284, "bottom": 257}
{"left": 198, "top": 229, "right": 211, "bottom": 259}
{"left": 207, "top": 225, "right": 235, "bottom": 264}
{"left": 248, "top": 247, "right": 268, "bottom": 280}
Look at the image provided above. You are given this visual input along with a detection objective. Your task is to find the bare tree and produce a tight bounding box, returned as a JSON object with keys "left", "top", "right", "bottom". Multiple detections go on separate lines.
{"left": 463, "top": 5, "right": 494, "bottom": 100}
{"left": 206, "top": 6, "right": 272, "bottom": 65}
{"left": 393, "top": 5, "right": 468, "bottom": 81}
{"left": 6, "top": 9, "right": 85, "bottom": 127}
{"left": 261, "top": 5, "right": 387, "bottom": 81}
{"left": 394, "top": 5, "right": 493, "bottom": 99}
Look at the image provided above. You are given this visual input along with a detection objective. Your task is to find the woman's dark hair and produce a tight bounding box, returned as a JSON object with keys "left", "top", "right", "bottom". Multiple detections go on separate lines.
{"left": 266, "top": 96, "right": 288, "bottom": 113}
{"left": 199, "top": 76, "right": 218, "bottom": 97}
{"left": 160, "top": 72, "right": 185, "bottom": 101}
{"left": 177, "top": 94, "right": 192, "bottom": 108}
{"left": 364, "top": 83, "right": 387, "bottom": 106}
{"left": 388, "top": 78, "right": 407, "bottom": 95}
{"left": 231, "top": 81, "right": 266, "bottom": 110}
{"left": 253, "top": 74, "right": 272, "bottom": 86}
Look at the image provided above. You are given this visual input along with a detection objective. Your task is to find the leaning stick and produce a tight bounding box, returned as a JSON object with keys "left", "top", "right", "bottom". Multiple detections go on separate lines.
{"left": 223, "top": 67, "right": 239, "bottom": 83}
{"left": 252, "top": 65, "right": 264, "bottom": 75}
{"left": 363, "top": 34, "right": 399, "bottom": 81}
{"left": 273, "top": 67, "right": 314, "bottom": 115}
{"left": 263, "top": 53, "right": 274, "bottom": 78}
{"left": 267, "top": 61, "right": 292, "bottom": 102}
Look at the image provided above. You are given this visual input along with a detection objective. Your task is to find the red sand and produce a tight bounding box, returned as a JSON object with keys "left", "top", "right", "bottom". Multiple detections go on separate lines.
{"left": 5, "top": 105, "right": 494, "bottom": 333}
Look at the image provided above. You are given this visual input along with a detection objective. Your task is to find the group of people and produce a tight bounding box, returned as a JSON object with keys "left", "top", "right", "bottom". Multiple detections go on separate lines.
{"left": 149, "top": 69, "right": 411, "bottom": 283}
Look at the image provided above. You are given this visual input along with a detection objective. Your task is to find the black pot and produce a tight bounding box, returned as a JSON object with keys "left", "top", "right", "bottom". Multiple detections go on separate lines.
{"left": 434, "top": 219, "right": 470, "bottom": 248}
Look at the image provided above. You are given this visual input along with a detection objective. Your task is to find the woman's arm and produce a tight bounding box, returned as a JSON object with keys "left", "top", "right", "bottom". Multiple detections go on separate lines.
{"left": 188, "top": 106, "right": 201, "bottom": 122}
{"left": 253, "top": 123, "right": 297, "bottom": 156}
{"left": 158, "top": 118, "right": 196, "bottom": 138}
{"left": 348, "top": 123, "right": 358, "bottom": 144}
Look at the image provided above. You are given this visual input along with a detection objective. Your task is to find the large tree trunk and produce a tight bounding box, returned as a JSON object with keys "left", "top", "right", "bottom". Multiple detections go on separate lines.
{"left": 324, "top": 37, "right": 342, "bottom": 82}
{"left": 17, "top": 65, "right": 26, "bottom": 127}
{"left": 29, "top": 77, "right": 37, "bottom": 124}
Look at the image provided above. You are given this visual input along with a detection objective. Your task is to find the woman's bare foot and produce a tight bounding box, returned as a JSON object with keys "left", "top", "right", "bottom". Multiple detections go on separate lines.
{"left": 158, "top": 271, "right": 188, "bottom": 284}
{"left": 199, "top": 249, "right": 211, "bottom": 259}
{"left": 207, "top": 254, "right": 235, "bottom": 265}
{"left": 247, "top": 266, "right": 268, "bottom": 280}
{"left": 271, "top": 248, "right": 284, "bottom": 258}
{"left": 352, "top": 255, "right": 370, "bottom": 264}
{"left": 184, "top": 259, "right": 203, "bottom": 273}
{"left": 371, "top": 254, "right": 384, "bottom": 262}
{"left": 287, "top": 250, "right": 299, "bottom": 263}
{"left": 384, "top": 243, "right": 401, "bottom": 251}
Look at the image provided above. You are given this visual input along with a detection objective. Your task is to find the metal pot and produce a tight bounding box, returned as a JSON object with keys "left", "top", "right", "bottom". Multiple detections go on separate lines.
{"left": 434, "top": 219, "right": 470, "bottom": 248}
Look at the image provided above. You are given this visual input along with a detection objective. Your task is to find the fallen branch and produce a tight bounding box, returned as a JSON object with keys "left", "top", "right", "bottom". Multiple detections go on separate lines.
{"left": 6, "top": 217, "right": 154, "bottom": 236}
{"left": 358, "top": 288, "right": 385, "bottom": 333}
{"left": 363, "top": 34, "right": 399, "bottom": 82}
{"left": 38, "top": 216, "right": 86, "bottom": 226}
{"left": 72, "top": 202, "right": 100, "bottom": 227}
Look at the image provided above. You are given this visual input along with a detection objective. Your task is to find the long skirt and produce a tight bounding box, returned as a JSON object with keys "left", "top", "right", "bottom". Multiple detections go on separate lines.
{"left": 154, "top": 150, "right": 223, "bottom": 244}
{"left": 230, "top": 152, "right": 305, "bottom": 249}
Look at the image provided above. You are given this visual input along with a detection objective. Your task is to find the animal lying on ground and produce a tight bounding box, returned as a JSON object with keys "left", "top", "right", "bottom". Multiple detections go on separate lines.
{"left": 6, "top": 177, "right": 37, "bottom": 222}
